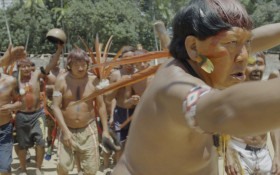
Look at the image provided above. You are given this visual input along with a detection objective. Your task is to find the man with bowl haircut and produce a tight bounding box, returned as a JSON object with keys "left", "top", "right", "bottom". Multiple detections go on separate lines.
{"left": 52, "top": 48, "right": 112, "bottom": 175}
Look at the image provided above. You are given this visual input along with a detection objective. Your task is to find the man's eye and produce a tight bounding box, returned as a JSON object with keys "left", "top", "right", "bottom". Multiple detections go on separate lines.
{"left": 224, "top": 41, "right": 238, "bottom": 46}
{"left": 227, "top": 41, "right": 237, "bottom": 44}
{"left": 245, "top": 40, "right": 251, "bottom": 46}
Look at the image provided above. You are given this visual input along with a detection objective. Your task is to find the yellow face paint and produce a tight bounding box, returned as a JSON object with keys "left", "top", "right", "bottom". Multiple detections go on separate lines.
{"left": 247, "top": 56, "right": 256, "bottom": 65}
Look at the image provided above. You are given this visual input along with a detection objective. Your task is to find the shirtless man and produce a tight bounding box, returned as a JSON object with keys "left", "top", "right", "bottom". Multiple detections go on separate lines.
{"left": 44, "top": 59, "right": 66, "bottom": 145}
{"left": 107, "top": 46, "right": 139, "bottom": 148}
{"left": 0, "top": 45, "right": 26, "bottom": 175}
{"left": 225, "top": 52, "right": 280, "bottom": 174}
{"left": 132, "top": 48, "right": 153, "bottom": 96}
{"left": 52, "top": 48, "right": 111, "bottom": 175}
{"left": 116, "top": 48, "right": 153, "bottom": 138}
{"left": 15, "top": 44, "right": 63, "bottom": 175}
{"left": 102, "top": 46, "right": 139, "bottom": 173}
{"left": 112, "top": 0, "right": 280, "bottom": 174}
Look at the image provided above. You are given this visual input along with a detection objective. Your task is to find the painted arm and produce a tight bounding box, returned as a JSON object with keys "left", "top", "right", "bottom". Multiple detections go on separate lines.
{"left": 195, "top": 78, "right": 280, "bottom": 136}
{"left": 162, "top": 71, "right": 280, "bottom": 136}
{"left": 270, "top": 130, "right": 280, "bottom": 174}
{"left": 251, "top": 23, "right": 280, "bottom": 53}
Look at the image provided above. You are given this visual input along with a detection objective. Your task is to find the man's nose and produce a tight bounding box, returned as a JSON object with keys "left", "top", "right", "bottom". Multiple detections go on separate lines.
{"left": 234, "top": 45, "right": 249, "bottom": 63}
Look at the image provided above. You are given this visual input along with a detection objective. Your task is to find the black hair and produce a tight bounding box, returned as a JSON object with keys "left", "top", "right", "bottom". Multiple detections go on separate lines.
{"left": 169, "top": 0, "right": 253, "bottom": 77}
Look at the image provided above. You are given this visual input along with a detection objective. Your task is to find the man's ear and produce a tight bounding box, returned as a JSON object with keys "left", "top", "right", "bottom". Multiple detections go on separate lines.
{"left": 185, "top": 36, "right": 198, "bottom": 62}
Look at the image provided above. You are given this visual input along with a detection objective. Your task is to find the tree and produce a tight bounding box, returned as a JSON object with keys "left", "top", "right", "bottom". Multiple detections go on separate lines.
{"left": 250, "top": 0, "right": 280, "bottom": 51}
{"left": 0, "top": 1, "right": 54, "bottom": 53}
{"left": 89, "top": 0, "right": 154, "bottom": 51}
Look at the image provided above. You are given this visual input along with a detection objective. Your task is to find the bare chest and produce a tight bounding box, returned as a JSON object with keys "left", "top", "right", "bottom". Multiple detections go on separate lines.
{"left": 0, "top": 83, "right": 13, "bottom": 105}
{"left": 132, "top": 80, "right": 148, "bottom": 96}
{"left": 63, "top": 82, "right": 94, "bottom": 101}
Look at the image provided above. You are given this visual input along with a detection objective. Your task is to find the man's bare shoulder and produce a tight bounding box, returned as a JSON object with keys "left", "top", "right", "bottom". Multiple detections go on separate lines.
{"left": 57, "top": 71, "right": 68, "bottom": 80}
{"left": 55, "top": 72, "right": 68, "bottom": 87}
{"left": 155, "top": 60, "right": 206, "bottom": 91}
{"left": 87, "top": 73, "right": 99, "bottom": 82}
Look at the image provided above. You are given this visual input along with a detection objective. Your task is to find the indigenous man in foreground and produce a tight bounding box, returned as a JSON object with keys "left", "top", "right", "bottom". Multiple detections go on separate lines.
{"left": 15, "top": 44, "right": 63, "bottom": 175}
{"left": 112, "top": 0, "right": 280, "bottom": 174}
{"left": 52, "top": 48, "right": 111, "bottom": 175}
{"left": 0, "top": 45, "right": 26, "bottom": 175}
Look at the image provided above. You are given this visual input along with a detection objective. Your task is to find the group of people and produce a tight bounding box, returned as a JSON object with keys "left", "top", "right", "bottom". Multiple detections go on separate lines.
{"left": 2, "top": 0, "right": 280, "bottom": 175}
{"left": 0, "top": 43, "right": 64, "bottom": 175}
{"left": 0, "top": 40, "right": 151, "bottom": 175}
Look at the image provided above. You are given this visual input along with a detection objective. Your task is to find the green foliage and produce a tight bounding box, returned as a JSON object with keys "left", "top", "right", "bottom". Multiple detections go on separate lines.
{"left": 0, "top": 0, "right": 280, "bottom": 53}
{"left": 63, "top": 0, "right": 96, "bottom": 49}
{"left": 0, "top": 2, "right": 54, "bottom": 53}
{"left": 249, "top": 0, "right": 280, "bottom": 51}
{"left": 90, "top": 0, "right": 153, "bottom": 51}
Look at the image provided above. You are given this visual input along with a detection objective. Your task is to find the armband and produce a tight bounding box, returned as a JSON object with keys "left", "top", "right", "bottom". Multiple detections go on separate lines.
{"left": 53, "top": 91, "right": 62, "bottom": 97}
{"left": 183, "top": 85, "right": 211, "bottom": 133}
{"left": 40, "top": 66, "right": 49, "bottom": 75}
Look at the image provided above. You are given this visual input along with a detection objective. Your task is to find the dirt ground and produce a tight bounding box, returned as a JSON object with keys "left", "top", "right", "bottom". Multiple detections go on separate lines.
{"left": 11, "top": 140, "right": 106, "bottom": 175}
{"left": 10, "top": 134, "right": 274, "bottom": 175}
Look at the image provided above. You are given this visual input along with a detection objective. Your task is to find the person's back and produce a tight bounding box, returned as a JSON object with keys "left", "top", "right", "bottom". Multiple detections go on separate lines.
{"left": 115, "top": 60, "right": 218, "bottom": 174}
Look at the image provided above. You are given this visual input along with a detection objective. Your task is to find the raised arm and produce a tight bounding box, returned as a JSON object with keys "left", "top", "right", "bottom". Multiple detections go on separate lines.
{"left": 195, "top": 78, "right": 280, "bottom": 136}
{"left": 251, "top": 23, "right": 280, "bottom": 53}
{"left": 160, "top": 69, "right": 280, "bottom": 137}
{"left": 0, "top": 44, "right": 26, "bottom": 67}
{"left": 41, "top": 44, "right": 63, "bottom": 75}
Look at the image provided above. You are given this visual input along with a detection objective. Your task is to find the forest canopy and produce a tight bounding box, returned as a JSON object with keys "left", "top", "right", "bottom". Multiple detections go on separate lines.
{"left": 0, "top": 0, "right": 279, "bottom": 53}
